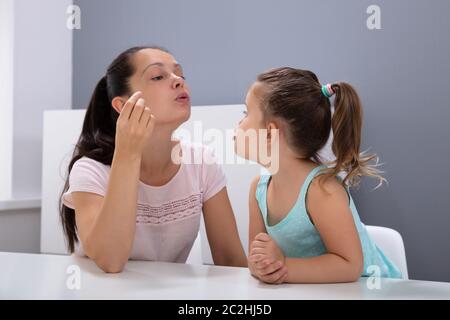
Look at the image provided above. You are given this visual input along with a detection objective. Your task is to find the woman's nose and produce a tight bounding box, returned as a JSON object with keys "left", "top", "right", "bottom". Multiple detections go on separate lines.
{"left": 172, "top": 74, "right": 185, "bottom": 89}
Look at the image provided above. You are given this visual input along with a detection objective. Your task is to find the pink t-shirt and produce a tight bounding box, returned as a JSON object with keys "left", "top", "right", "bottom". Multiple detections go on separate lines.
{"left": 62, "top": 142, "right": 226, "bottom": 263}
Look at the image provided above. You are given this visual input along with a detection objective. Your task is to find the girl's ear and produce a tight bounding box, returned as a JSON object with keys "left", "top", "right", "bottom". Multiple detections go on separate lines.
{"left": 266, "top": 121, "right": 279, "bottom": 142}
{"left": 111, "top": 96, "right": 126, "bottom": 113}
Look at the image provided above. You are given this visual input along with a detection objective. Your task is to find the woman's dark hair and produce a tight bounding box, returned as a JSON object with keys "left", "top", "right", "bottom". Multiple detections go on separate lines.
{"left": 59, "top": 46, "right": 169, "bottom": 253}
{"left": 256, "top": 67, "right": 385, "bottom": 188}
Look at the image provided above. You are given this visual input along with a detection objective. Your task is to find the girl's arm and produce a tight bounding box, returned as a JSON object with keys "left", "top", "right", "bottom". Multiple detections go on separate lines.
{"left": 202, "top": 187, "right": 247, "bottom": 267}
{"left": 248, "top": 177, "right": 266, "bottom": 250}
{"left": 284, "top": 177, "right": 364, "bottom": 283}
{"left": 248, "top": 177, "right": 288, "bottom": 283}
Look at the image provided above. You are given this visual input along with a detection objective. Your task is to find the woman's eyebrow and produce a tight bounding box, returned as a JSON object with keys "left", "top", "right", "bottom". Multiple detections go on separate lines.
{"left": 141, "top": 62, "right": 182, "bottom": 76}
{"left": 174, "top": 64, "right": 183, "bottom": 72}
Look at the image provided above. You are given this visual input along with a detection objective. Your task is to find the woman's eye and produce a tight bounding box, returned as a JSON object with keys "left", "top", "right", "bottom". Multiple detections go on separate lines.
{"left": 151, "top": 75, "right": 164, "bottom": 81}
{"left": 243, "top": 111, "right": 248, "bottom": 116}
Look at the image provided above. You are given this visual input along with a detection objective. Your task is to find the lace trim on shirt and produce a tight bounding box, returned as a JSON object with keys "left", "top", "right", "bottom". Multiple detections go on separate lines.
{"left": 136, "top": 193, "right": 202, "bottom": 224}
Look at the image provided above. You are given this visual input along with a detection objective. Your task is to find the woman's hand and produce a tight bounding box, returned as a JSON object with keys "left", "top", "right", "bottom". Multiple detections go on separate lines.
{"left": 249, "top": 233, "right": 288, "bottom": 284}
{"left": 115, "top": 91, "right": 155, "bottom": 159}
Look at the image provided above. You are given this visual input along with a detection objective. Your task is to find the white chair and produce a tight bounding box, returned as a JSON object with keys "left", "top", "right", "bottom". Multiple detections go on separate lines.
{"left": 366, "top": 225, "right": 408, "bottom": 279}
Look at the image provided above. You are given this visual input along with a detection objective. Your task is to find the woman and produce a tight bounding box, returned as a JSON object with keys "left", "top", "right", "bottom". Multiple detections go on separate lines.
{"left": 60, "top": 46, "right": 247, "bottom": 273}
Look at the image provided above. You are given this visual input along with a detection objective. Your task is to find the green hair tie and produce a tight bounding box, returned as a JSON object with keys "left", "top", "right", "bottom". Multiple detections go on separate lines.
{"left": 321, "top": 84, "right": 334, "bottom": 98}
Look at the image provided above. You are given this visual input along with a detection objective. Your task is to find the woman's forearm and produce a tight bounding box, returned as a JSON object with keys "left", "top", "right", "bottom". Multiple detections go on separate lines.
{"left": 84, "top": 151, "right": 141, "bottom": 271}
{"left": 285, "top": 254, "right": 363, "bottom": 284}
{"left": 214, "top": 247, "right": 248, "bottom": 267}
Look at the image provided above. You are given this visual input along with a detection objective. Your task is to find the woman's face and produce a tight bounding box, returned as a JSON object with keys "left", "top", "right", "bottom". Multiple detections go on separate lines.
{"left": 126, "top": 48, "right": 191, "bottom": 127}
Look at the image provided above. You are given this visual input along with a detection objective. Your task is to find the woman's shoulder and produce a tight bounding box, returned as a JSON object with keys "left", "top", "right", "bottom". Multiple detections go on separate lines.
{"left": 63, "top": 156, "right": 110, "bottom": 207}
{"left": 71, "top": 156, "right": 111, "bottom": 177}
{"left": 73, "top": 156, "right": 110, "bottom": 168}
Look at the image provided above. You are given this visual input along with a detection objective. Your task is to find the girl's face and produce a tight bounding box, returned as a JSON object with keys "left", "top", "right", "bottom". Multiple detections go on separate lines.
{"left": 125, "top": 48, "right": 191, "bottom": 127}
{"left": 235, "top": 82, "right": 276, "bottom": 164}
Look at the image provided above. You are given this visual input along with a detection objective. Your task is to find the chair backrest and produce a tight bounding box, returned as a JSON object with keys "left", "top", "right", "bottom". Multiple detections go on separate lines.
{"left": 41, "top": 110, "right": 86, "bottom": 254}
{"left": 366, "top": 225, "right": 409, "bottom": 279}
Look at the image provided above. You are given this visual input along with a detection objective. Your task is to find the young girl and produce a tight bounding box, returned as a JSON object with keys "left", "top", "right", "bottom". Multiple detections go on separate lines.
{"left": 235, "top": 67, "right": 402, "bottom": 284}
{"left": 60, "top": 46, "right": 247, "bottom": 272}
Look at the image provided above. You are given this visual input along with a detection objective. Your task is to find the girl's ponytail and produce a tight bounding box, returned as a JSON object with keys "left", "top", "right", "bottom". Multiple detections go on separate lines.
{"left": 326, "top": 82, "right": 385, "bottom": 188}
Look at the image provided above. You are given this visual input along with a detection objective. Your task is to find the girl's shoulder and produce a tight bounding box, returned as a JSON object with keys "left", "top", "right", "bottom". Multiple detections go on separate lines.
{"left": 250, "top": 175, "right": 272, "bottom": 205}
{"left": 306, "top": 174, "right": 350, "bottom": 212}
{"left": 250, "top": 175, "right": 262, "bottom": 192}
{"left": 311, "top": 173, "right": 344, "bottom": 192}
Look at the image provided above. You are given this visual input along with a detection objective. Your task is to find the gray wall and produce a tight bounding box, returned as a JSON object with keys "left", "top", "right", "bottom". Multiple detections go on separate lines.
{"left": 0, "top": 0, "right": 72, "bottom": 255}
{"left": 0, "top": 209, "right": 41, "bottom": 254}
{"left": 72, "top": 0, "right": 450, "bottom": 282}
{"left": 12, "top": 0, "right": 72, "bottom": 199}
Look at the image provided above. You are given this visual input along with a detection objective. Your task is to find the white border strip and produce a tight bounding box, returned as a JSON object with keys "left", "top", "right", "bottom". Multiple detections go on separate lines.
{"left": 0, "top": 0, "right": 14, "bottom": 200}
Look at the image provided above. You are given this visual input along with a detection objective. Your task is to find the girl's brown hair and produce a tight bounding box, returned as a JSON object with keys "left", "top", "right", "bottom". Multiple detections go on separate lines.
{"left": 256, "top": 67, "right": 385, "bottom": 188}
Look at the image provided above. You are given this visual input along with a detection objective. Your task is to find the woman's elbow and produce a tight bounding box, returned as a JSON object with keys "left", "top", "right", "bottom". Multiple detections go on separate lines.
{"left": 101, "top": 265, "right": 125, "bottom": 274}
{"left": 87, "top": 246, "right": 127, "bottom": 273}
{"left": 95, "top": 257, "right": 126, "bottom": 273}
{"left": 84, "top": 241, "right": 128, "bottom": 273}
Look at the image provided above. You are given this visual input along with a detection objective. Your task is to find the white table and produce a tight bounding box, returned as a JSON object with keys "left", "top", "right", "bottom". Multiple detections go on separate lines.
{"left": 1, "top": 252, "right": 449, "bottom": 300}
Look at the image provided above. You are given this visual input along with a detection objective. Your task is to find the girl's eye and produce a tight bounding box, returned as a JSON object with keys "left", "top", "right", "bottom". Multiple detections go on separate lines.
{"left": 151, "top": 75, "right": 164, "bottom": 81}
{"left": 180, "top": 75, "right": 186, "bottom": 80}
{"left": 243, "top": 110, "right": 248, "bottom": 116}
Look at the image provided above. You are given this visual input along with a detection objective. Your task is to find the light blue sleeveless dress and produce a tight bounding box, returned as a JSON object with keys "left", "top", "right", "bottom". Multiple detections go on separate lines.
{"left": 255, "top": 165, "right": 403, "bottom": 279}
